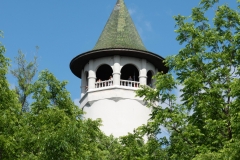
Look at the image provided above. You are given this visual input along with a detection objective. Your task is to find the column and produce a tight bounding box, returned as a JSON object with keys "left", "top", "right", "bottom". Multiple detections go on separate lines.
{"left": 139, "top": 59, "right": 147, "bottom": 85}
{"left": 81, "top": 69, "right": 85, "bottom": 98}
{"left": 113, "top": 55, "right": 121, "bottom": 86}
{"left": 88, "top": 60, "right": 96, "bottom": 90}
{"left": 152, "top": 67, "right": 158, "bottom": 88}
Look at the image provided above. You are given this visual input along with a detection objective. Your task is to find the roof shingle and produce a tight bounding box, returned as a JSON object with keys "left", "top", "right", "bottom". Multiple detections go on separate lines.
{"left": 93, "top": 0, "right": 147, "bottom": 51}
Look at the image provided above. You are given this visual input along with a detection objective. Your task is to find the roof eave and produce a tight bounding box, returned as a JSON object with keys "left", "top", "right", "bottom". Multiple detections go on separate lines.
{"left": 70, "top": 48, "right": 168, "bottom": 78}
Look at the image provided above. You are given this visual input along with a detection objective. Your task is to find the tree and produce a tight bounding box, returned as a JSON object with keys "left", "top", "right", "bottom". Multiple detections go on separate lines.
{"left": 0, "top": 32, "right": 21, "bottom": 159}
{"left": 136, "top": 0, "right": 240, "bottom": 159}
{"left": 2, "top": 0, "right": 239, "bottom": 158}
{"left": 0, "top": 34, "right": 114, "bottom": 159}
{"left": 12, "top": 70, "right": 108, "bottom": 159}
{"left": 11, "top": 49, "right": 38, "bottom": 112}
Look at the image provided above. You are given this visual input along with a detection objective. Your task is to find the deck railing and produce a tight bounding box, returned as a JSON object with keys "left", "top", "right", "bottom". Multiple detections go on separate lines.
{"left": 95, "top": 80, "right": 113, "bottom": 88}
{"left": 120, "top": 80, "right": 140, "bottom": 88}
{"left": 94, "top": 80, "right": 140, "bottom": 89}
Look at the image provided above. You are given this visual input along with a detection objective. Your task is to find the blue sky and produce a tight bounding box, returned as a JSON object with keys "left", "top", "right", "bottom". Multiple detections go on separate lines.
{"left": 0, "top": 0, "right": 238, "bottom": 104}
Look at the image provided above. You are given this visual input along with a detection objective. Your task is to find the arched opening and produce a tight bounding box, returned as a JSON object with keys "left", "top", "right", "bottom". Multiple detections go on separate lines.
{"left": 147, "top": 70, "right": 153, "bottom": 87}
{"left": 96, "top": 64, "right": 113, "bottom": 81}
{"left": 121, "top": 64, "right": 139, "bottom": 81}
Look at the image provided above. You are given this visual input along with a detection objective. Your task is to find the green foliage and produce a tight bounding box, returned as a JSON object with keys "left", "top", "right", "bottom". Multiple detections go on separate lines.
{"left": 30, "top": 70, "right": 75, "bottom": 115}
{"left": 0, "top": 33, "right": 21, "bottom": 159}
{"left": 103, "top": 131, "right": 168, "bottom": 160}
{"left": 11, "top": 69, "right": 114, "bottom": 159}
{"left": 1, "top": 0, "right": 240, "bottom": 159}
{"left": 11, "top": 49, "right": 38, "bottom": 112}
{"left": 200, "top": 0, "right": 219, "bottom": 10}
{"left": 0, "top": 36, "right": 114, "bottom": 159}
{"left": 136, "top": 0, "right": 240, "bottom": 159}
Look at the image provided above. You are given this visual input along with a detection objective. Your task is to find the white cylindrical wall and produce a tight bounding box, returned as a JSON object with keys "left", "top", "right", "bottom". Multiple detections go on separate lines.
{"left": 83, "top": 99, "right": 151, "bottom": 137}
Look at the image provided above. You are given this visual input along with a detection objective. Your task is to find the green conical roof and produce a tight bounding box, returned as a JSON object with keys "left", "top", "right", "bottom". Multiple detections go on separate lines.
{"left": 93, "top": 0, "right": 147, "bottom": 51}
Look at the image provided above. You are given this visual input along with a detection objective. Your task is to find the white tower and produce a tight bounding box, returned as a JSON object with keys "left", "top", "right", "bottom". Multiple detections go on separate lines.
{"left": 70, "top": 0, "right": 167, "bottom": 137}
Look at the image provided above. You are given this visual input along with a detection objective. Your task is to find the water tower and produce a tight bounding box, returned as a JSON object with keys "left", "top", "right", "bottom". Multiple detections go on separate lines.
{"left": 70, "top": 0, "right": 167, "bottom": 137}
